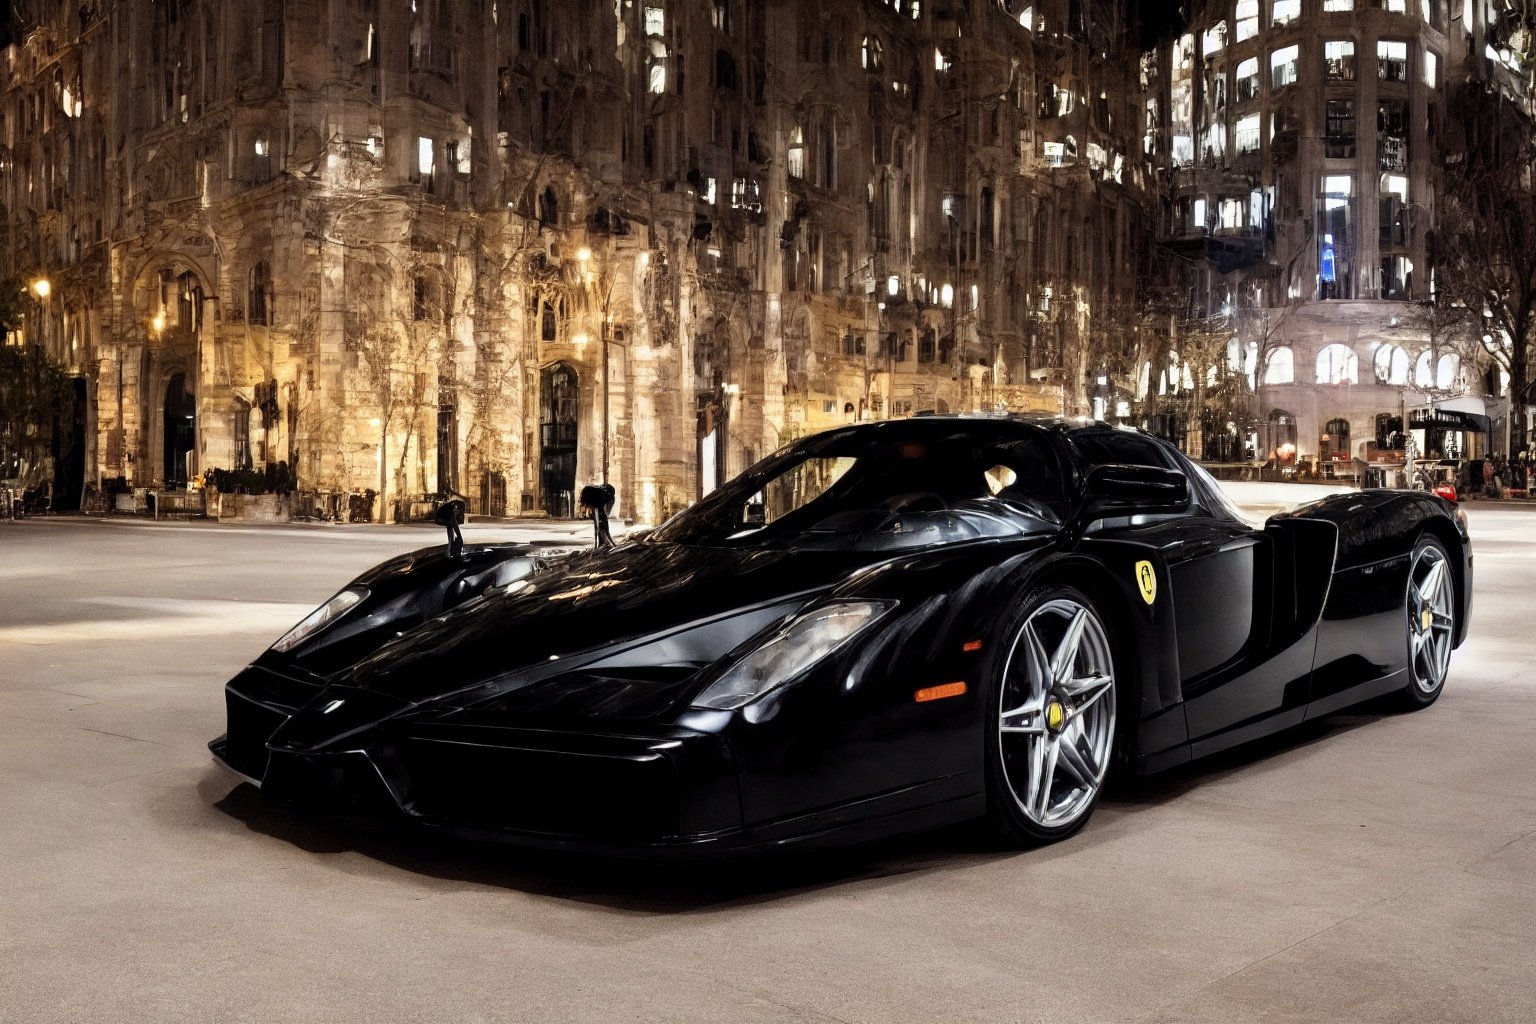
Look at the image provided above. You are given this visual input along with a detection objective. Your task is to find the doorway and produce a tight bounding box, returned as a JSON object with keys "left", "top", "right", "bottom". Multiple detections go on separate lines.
{"left": 163, "top": 373, "right": 196, "bottom": 488}
{"left": 539, "top": 362, "right": 578, "bottom": 517}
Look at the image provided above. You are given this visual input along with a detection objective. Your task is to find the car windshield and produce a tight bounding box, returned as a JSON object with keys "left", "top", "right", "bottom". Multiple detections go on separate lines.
{"left": 649, "top": 421, "right": 1066, "bottom": 550}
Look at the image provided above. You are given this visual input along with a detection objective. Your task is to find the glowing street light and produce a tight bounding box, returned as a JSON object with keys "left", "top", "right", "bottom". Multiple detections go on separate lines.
{"left": 30, "top": 278, "right": 50, "bottom": 299}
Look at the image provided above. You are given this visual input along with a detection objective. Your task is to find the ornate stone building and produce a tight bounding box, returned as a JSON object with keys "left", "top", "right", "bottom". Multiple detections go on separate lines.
{"left": 1, "top": 0, "right": 1149, "bottom": 521}
{"left": 1139, "top": 0, "right": 1528, "bottom": 469}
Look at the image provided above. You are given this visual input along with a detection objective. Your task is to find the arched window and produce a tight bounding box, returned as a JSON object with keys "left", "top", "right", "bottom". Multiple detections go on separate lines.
{"left": 176, "top": 271, "right": 203, "bottom": 333}
{"left": 248, "top": 261, "right": 272, "bottom": 326}
{"left": 541, "top": 299, "right": 558, "bottom": 341}
{"left": 1415, "top": 349, "right": 1434, "bottom": 388}
{"left": 861, "top": 35, "right": 883, "bottom": 71}
{"left": 1436, "top": 353, "right": 1461, "bottom": 390}
{"left": 1321, "top": 417, "right": 1351, "bottom": 461}
{"left": 1373, "top": 343, "right": 1409, "bottom": 384}
{"left": 1263, "top": 345, "right": 1295, "bottom": 384}
{"left": 1316, "top": 343, "right": 1358, "bottom": 384}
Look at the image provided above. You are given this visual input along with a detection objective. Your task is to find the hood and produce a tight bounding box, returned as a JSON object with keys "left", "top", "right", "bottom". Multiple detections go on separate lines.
{"left": 332, "top": 541, "right": 883, "bottom": 707}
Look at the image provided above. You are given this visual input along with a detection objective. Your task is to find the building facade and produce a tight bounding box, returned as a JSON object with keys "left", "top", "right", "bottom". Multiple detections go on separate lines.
{"left": 0, "top": 0, "right": 1151, "bottom": 521}
{"left": 1138, "top": 0, "right": 1529, "bottom": 472}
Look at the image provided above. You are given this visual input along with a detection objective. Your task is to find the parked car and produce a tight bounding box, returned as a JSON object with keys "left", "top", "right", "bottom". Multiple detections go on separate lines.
{"left": 211, "top": 417, "right": 1471, "bottom": 855}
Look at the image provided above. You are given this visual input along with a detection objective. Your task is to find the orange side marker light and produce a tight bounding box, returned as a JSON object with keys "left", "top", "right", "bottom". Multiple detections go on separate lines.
{"left": 961, "top": 639, "right": 983, "bottom": 653}
{"left": 915, "top": 681, "right": 968, "bottom": 703}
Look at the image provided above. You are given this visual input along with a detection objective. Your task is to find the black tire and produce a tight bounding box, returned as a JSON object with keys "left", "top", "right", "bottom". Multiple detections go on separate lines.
{"left": 984, "top": 585, "right": 1119, "bottom": 846}
{"left": 1395, "top": 534, "right": 1456, "bottom": 711}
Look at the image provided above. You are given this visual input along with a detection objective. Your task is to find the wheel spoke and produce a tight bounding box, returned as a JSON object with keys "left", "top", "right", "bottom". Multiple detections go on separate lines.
{"left": 1049, "top": 608, "right": 1088, "bottom": 687}
{"left": 1019, "top": 621, "right": 1051, "bottom": 694}
{"left": 1056, "top": 737, "right": 1099, "bottom": 790}
{"left": 1000, "top": 695, "right": 1046, "bottom": 734}
{"left": 1034, "top": 740, "right": 1059, "bottom": 821}
{"left": 1419, "top": 559, "right": 1446, "bottom": 605}
{"left": 1063, "top": 672, "right": 1112, "bottom": 717}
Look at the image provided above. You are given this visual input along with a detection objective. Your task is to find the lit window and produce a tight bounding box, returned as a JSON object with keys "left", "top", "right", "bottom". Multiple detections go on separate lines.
{"left": 702, "top": 177, "right": 717, "bottom": 205}
{"left": 253, "top": 138, "right": 269, "bottom": 157}
{"left": 1236, "top": 0, "right": 1259, "bottom": 40}
{"left": 1382, "top": 0, "right": 1406, "bottom": 10}
{"left": 1264, "top": 346, "right": 1295, "bottom": 385}
{"left": 1271, "top": 45, "right": 1299, "bottom": 87}
{"left": 861, "top": 36, "right": 882, "bottom": 70}
{"left": 1272, "top": 0, "right": 1300, "bottom": 25}
{"left": 644, "top": 6, "right": 664, "bottom": 36}
{"left": 1324, "top": 174, "right": 1353, "bottom": 195}
{"left": 1374, "top": 344, "right": 1410, "bottom": 385}
{"left": 1019, "top": 6, "right": 1033, "bottom": 30}
{"left": 1219, "top": 198, "right": 1243, "bottom": 228}
{"left": 1415, "top": 349, "right": 1434, "bottom": 388}
{"left": 1424, "top": 50, "right": 1438, "bottom": 86}
{"left": 934, "top": 47, "right": 952, "bottom": 73}
{"left": 1323, "top": 0, "right": 1353, "bottom": 9}
{"left": 1204, "top": 123, "right": 1226, "bottom": 161}
{"left": 417, "top": 136, "right": 434, "bottom": 177}
{"left": 1203, "top": 23, "right": 1226, "bottom": 55}
{"left": 1378, "top": 40, "right": 1408, "bottom": 81}
{"left": 1437, "top": 353, "right": 1460, "bottom": 390}
{"left": 1194, "top": 197, "right": 1208, "bottom": 230}
{"left": 1316, "top": 343, "right": 1358, "bottom": 384}
{"left": 1236, "top": 57, "right": 1260, "bottom": 101}
{"left": 1324, "top": 40, "right": 1356, "bottom": 79}
{"left": 787, "top": 126, "right": 805, "bottom": 178}
{"left": 1236, "top": 114, "right": 1261, "bottom": 153}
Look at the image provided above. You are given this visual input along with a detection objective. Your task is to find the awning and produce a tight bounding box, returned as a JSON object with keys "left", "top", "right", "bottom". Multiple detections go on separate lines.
{"left": 1409, "top": 409, "right": 1489, "bottom": 433}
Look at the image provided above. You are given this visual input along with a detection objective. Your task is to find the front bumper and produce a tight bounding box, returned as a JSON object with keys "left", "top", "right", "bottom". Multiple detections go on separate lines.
{"left": 210, "top": 665, "right": 747, "bottom": 855}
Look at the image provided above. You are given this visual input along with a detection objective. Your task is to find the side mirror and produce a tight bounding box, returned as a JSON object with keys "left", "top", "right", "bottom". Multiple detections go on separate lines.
{"left": 1079, "top": 464, "right": 1190, "bottom": 521}
{"left": 580, "top": 483, "right": 617, "bottom": 550}
{"left": 435, "top": 495, "right": 467, "bottom": 557}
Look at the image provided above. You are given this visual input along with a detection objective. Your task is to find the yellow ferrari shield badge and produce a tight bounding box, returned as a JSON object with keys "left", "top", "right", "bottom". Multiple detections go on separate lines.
{"left": 1135, "top": 560, "right": 1157, "bottom": 605}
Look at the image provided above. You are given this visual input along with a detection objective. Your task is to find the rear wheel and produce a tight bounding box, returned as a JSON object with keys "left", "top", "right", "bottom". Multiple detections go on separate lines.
{"left": 985, "top": 587, "right": 1117, "bottom": 846}
{"left": 1397, "top": 535, "right": 1456, "bottom": 710}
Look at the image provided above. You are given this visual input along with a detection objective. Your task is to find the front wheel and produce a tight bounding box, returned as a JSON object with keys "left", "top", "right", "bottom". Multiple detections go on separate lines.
{"left": 985, "top": 587, "right": 1118, "bottom": 846}
{"left": 1397, "top": 535, "right": 1456, "bottom": 710}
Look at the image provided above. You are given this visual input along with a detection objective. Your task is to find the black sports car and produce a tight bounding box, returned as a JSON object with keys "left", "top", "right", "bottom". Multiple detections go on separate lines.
{"left": 211, "top": 417, "right": 1471, "bottom": 854}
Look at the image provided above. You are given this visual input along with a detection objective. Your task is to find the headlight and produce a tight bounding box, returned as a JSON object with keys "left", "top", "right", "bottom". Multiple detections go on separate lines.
{"left": 271, "top": 586, "right": 368, "bottom": 653}
{"left": 690, "top": 600, "right": 894, "bottom": 710}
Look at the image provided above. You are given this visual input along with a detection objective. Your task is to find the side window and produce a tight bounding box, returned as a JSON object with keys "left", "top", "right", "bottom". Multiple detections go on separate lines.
{"left": 983, "top": 438, "right": 1069, "bottom": 521}
{"left": 1070, "top": 430, "right": 1174, "bottom": 469}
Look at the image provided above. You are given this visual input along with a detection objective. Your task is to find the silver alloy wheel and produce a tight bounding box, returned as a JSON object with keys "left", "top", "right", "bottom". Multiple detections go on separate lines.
{"left": 997, "top": 597, "right": 1116, "bottom": 829}
{"left": 1407, "top": 542, "right": 1455, "bottom": 694}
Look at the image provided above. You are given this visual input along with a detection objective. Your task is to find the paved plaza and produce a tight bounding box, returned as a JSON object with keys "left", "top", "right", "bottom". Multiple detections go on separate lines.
{"left": 0, "top": 492, "right": 1532, "bottom": 1023}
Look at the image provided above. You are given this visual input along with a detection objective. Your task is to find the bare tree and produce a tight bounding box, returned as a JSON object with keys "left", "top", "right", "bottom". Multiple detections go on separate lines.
{"left": 352, "top": 282, "right": 442, "bottom": 522}
{"left": 1390, "top": 297, "right": 1480, "bottom": 399}
{"left": 1436, "top": 76, "right": 1536, "bottom": 453}
{"left": 1237, "top": 283, "right": 1293, "bottom": 454}
{"left": 0, "top": 282, "right": 73, "bottom": 485}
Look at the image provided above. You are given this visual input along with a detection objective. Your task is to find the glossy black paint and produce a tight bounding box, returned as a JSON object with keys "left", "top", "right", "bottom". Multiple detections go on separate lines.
{"left": 210, "top": 417, "right": 1473, "bottom": 856}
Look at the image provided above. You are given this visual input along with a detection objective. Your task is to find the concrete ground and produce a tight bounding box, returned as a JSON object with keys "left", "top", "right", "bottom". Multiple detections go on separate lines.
{"left": 0, "top": 495, "right": 1532, "bottom": 1023}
